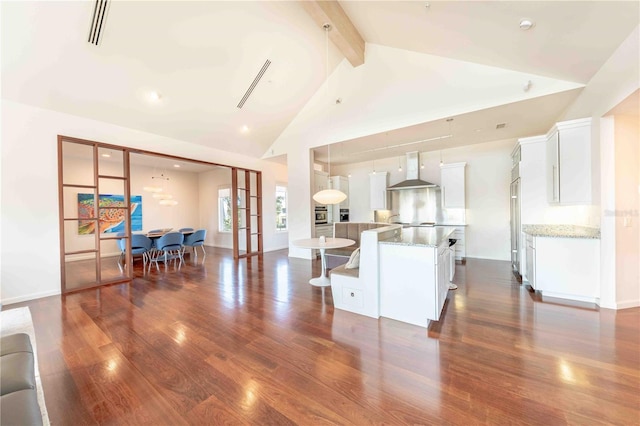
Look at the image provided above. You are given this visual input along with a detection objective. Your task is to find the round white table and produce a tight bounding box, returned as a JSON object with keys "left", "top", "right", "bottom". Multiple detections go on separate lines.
{"left": 292, "top": 237, "right": 355, "bottom": 287}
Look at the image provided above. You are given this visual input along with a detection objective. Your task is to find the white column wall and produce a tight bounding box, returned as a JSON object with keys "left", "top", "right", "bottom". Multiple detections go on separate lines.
{"left": 614, "top": 114, "right": 640, "bottom": 308}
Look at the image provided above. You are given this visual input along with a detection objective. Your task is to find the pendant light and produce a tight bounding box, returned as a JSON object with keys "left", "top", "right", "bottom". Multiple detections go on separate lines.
{"left": 313, "top": 144, "right": 347, "bottom": 205}
{"left": 312, "top": 23, "right": 347, "bottom": 206}
{"left": 143, "top": 172, "right": 168, "bottom": 193}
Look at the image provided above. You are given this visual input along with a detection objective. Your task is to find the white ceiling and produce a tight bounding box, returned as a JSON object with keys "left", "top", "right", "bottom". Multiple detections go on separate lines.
{"left": 2, "top": 1, "right": 638, "bottom": 165}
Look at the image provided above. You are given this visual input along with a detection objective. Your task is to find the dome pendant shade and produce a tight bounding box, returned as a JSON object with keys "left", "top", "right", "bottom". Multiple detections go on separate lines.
{"left": 313, "top": 189, "right": 347, "bottom": 205}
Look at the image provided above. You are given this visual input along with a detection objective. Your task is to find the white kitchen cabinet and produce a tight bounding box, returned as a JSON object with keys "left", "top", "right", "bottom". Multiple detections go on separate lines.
{"left": 524, "top": 233, "right": 600, "bottom": 303}
{"left": 546, "top": 118, "right": 592, "bottom": 205}
{"left": 313, "top": 170, "right": 329, "bottom": 205}
{"left": 518, "top": 135, "right": 547, "bottom": 279}
{"left": 314, "top": 224, "right": 333, "bottom": 258}
{"left": 329, "top": 176, "right": 349, "bottom": 222}
{"left": 369, "top": 172, "right": 388, "bottom": 210}
{"left": 436, "top": 226, "right": 465, "bottom": 260}
{"left": 436, "top": 242, "right": 449, "bottom": 316}
{"left": 441, "top": 162, "right": 466, "bottom": 209}
{"left": 525, "top": 233, "right": 536, "bottom": 289}
{"left": 314, "top": 224, "right": 333, "bottom": 238}
{"left": 452, "top": 228, "right": 465, "bottom": 260}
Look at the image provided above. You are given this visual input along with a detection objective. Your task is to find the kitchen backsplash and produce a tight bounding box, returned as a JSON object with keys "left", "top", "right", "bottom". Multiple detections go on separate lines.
{"left": 543, "top": 205, "right": 600, "bottom": 227}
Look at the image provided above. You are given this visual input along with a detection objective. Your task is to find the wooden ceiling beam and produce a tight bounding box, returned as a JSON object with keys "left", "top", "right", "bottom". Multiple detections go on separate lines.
{"left": 302, "top": 1, "right": 365, "bottom": 67}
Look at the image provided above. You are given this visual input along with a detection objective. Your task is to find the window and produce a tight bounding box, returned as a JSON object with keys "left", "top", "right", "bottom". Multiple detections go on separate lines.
{"left": 276, "top": 185, "right": 287, "bottom": 231}
{"left": 218, "top": 187, "right": 232, "bottom": 232}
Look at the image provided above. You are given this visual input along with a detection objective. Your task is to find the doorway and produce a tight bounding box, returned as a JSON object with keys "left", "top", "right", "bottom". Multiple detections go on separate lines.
{"left": 58, "top": 135, "right": 263, "bottom": 294}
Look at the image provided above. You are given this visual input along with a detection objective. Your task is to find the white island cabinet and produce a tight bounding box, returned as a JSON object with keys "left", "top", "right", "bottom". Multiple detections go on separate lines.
{"left": 379, "top": 227, "right": 455, "bottom": 327}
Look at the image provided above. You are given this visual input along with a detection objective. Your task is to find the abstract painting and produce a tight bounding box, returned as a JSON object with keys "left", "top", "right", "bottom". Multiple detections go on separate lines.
{"left": 77, "top": 194, "right": 142, "bottom": 234}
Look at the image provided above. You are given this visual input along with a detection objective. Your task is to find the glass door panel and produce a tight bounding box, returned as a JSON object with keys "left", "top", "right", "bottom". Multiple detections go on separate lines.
{"left": 98, "top": 147, "right": 125, "bottom": 178}
{"left": 64, "top": 252, "right": 97, "bottom": 291}
{"left": 100, "top": 237, "right": 127, "bottom": 282}
{"left": 62, "top": 141, "right": 94, "bottom": 185}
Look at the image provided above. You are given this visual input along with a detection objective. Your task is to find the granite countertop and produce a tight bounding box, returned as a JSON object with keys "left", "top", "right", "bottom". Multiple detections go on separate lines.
{"left": 522, "top": 224, "right": 600, "bottom": 239}
{"left": 380, "top": 226, "right": 457, "bottom": 247}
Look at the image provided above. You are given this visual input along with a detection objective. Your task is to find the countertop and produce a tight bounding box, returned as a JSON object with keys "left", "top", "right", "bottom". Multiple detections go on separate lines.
{"left": 380, "top": 226, "right": 457, "bottom": 247}
{"left": 522, "top": 224, "right": 600, "bottom": 239}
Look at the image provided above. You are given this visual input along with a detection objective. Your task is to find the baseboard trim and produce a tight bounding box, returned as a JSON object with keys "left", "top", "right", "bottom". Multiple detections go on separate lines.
{"left": 464, "top": 256, "right": 511, "bottom": 262}
{"left": 541, "top": 291, "right": 599, "bottom": 305}
{"left": 2, "top": 289, "right": 61, "bottom": 306}
{"left": 616, "top": 299, "right": 640, "bottom": 310}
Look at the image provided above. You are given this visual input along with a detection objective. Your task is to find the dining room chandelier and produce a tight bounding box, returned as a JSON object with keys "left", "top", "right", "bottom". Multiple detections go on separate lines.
{"left": 143, "top": 172, "right": 178, "bottom": 206}
{"left": 143, "top": 173, "right": 168, "bottom": 193}
{"left": 312, "top": 23, "right": 347, "bottom": 206}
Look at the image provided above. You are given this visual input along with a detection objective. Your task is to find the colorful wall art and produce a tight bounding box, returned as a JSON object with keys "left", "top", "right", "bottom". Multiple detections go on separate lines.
{"left": 77, "top": 194, "right": 142, "bottom": 234}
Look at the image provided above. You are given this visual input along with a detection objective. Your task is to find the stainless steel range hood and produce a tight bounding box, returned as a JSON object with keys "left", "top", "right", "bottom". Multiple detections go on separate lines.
{"left": 387, "top": 151, "right": 438, "bottom": 190}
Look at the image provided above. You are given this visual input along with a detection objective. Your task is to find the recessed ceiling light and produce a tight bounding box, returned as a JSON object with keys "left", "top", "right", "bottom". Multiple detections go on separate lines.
{"left": 241, "top": 125, "right": 250, "bottom": 133}
{"left": 519, "top": 19, "right": 534, "bottom": 30}
{"left": 101, "top": 153, "right": 111, "bottom": 158}
{"left": 173, "top": 164, "right": 181, "bottom": 168}
{"left": 149, "top": 91, "right": 162, "bottom": 102}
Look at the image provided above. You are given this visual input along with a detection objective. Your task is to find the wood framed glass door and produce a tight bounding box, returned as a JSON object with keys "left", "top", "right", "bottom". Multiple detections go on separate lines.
{"left": 231, "top": 168, "right": 263, "bottom": 259}
{"left": 58, "top": 136, "right": 132, "bottom": 293}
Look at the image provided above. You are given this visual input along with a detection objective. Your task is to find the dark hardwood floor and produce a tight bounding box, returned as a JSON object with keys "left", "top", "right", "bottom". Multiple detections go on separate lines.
{"left": 9, "top": 249, "right": 640, "bottom": 425}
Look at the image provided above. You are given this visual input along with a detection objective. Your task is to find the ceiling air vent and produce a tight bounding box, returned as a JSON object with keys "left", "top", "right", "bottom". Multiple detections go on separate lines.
{"left": 88, "top": 0, "right": 109, "bottom": 45}
{"left": 496, "top": 123, "right": 507, "bottom": 129}
{"left": 237, "top": 60, "right": 271, "bottom": 109}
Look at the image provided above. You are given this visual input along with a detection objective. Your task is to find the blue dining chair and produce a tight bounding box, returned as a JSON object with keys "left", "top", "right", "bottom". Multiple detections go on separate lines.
{"left": 179, "top": 227, "right": 194, "bottom": 233}
{"left": 151, "top": 232, "right": 185, "bottom": 269}
{"left": 117, "top": 233, "right": 152, "bottom": 271}
{"left": 182, "top": 229, "right": 207, "bottom": 257}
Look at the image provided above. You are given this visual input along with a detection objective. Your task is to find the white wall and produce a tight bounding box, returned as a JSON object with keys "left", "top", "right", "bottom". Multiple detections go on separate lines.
{"left": 614, "top": 114, "right": 640, "bottom": 308}
{"left": 333, "top": 138, "right": 514, "bottom": 261}
{"left": 1, "top": 100, "right": 287, "bottom": 304}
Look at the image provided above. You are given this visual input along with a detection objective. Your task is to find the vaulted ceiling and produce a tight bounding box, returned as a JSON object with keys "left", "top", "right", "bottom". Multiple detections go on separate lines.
{"left": 2, "top": 1, "right": 638, "bottom": 164}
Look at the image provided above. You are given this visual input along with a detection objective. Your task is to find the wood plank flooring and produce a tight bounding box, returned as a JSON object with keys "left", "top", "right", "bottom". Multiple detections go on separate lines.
{"left": 8, "top": 249, "right": 640, "bottom": 425}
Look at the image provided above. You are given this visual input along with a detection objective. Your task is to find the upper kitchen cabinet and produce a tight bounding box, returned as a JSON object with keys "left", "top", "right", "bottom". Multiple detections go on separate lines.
{"left": 370, "top": 172, "right": 389, "bottom": 210}
{"left": 313, "top": 170, "right": 329, "bottom": 205}
{"left": 330, "top": 176, "right": 349, "bottom": 208}
{"left": 330, "top": 176, "right": 349, "bottom": 223}
{"left": 440, "top": 163, "right": 466, "bottom": 209}
{"left": 546, "top": 118, "right": 592, "bottom": 205}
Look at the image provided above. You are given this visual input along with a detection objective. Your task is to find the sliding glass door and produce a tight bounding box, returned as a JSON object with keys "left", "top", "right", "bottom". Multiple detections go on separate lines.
{"left": 59, "top": 137, "right": 132, "bottom": 293}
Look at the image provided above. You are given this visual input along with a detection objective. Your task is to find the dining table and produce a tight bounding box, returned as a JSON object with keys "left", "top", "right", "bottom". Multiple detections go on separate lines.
{"left": 292, "top": 237, "right": 355, "bottom": 287}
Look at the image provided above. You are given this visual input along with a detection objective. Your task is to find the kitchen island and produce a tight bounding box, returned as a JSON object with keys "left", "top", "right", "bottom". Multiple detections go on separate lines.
{"left": 378, "top": 227, "right": 457, "bottom": 327}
